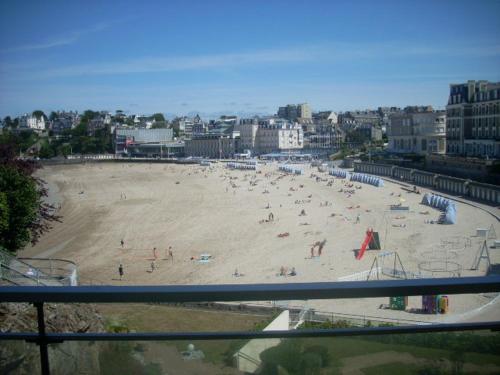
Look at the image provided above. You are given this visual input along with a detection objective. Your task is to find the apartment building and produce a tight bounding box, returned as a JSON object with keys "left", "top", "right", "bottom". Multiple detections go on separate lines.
{"left": 446, "top": 80, "right": 500, "bottom": 158}
{"left": 238, "top": 117, "right": 303, "bottom": 155}
{"left": 277, "top": 103, "right": 312, "bottom": 122}
{"left": 388, "top": 107, "right": 446, "bottom": 155}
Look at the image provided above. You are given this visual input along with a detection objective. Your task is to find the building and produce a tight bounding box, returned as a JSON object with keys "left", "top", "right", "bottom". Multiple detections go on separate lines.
{"left": 239, "top": 117, "right": 259, "bottom": 153}
{"left": 312, "top": 111, "right": 338, "bottom": 125}
{"left": 388, "top": 107, "right": 446, "bottom": 155}
{"left": 50, "top": 111, "right": 80, "bottom": 134}
{"left": 446, "top": 80, "right": 500, "bottom": 158}
{"left": 238, "top": 117, "right": 304, "bottom": 155}
{"left": 87, "top": 118, "right": 106, "bottom": 136}
{"left": 114, "top": 128, "right": 174, "bottom": 155}
{"left": 277, "top": 103, "right": 311, "bottom": 122}
{"left": 184, "top": 134, "right": 237, "bottom": 159}
{"left": 339, "top": 110, "right": 381, "bottom": 128}
{"left": 18, "top": 114, "right": 45, "bottom": 131}
{"left": 173, "top": 115, "right": 204, "bottom": 137}
{"left": 125, "top": 142, "right": 184, "bottom": 158}
{"left": 257, "top": 118, "right": 303, "bottom": 154}
{"left": 347, "top": 123, "right": 383, "bottom": 144}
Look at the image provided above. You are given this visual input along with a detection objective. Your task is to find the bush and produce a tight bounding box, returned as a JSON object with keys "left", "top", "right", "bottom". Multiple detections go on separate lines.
{"left": 299, "top": 352, "right": 322, "bottom": 374}
{"left": 303, "top": 345, "right": 330, "bottom": 367}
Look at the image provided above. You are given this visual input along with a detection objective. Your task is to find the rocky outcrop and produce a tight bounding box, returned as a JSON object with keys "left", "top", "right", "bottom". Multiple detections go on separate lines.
{"left": 0, "top": 302, "right": 105, "bottom": 374}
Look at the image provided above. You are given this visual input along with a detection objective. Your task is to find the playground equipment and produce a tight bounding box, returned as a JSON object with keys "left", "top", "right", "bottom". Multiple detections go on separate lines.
{"left": 356, "top": 228, "right": 381, "bottom": 260}
{"left": 366, "top": 251, "right": 409, "bottom": 280}
{"left": 329, "top": 168, "right": 350, "bottom": 179}
{"left": 437, "top": 236, "right": 472, "bottom": 251}
{"left": 278, "top": 164, "right": 303, "bottom": 175}
{"left": 419, "top": 260, "right": 462, "bottom": 278}
{"left": 389, "top": 296, "right": 408, "bottom": 310}
{"left": 488, "top": 224, "right": 497, "bottom": 239}
{"left": 420, "top": 193, "right": 456, "bottom": 224}
{"left": 422, "top": 295, "right": 449, "bottom": 314}
{"left": 470, "top": 240, "right": 491, "bottom": 271}
{"left": 340, "top": 251, "right": 417, "bottom": 281}
{"left": 477, "top": 224, "right": 497, "bottom": 239}
{"left": 227, "top": 162, "right": 257, "bottom": 170}
{"left": 349, "top": 173, "right": 384, "bottom": 187}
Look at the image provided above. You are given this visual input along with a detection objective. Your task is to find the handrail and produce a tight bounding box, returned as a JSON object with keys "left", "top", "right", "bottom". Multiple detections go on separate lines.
{"left": 1, "top": 276, "right": 499, "bottom": 375}
{"left": 0, "top": 263, "right": 49, "bottom": 286}
{"left": 1, "top": 322, "right": 500, "bottom": 342}
{"left": 0, "top": 276, "right": 499, "bottom": 303}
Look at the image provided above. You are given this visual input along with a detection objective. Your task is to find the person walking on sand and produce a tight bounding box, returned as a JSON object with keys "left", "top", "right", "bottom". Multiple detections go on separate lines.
{"left": 168, "top": 247, "right": 173, "bottom": 262}
{"left": 118, "top": 264, "right": 124, "bottom": 280}
{"left": 153, "top": 247, "right": 158, "bottom": 260}
{"left": 150, "top": 261, "right": 155, "bottom": 272}
{"left": 355, "top": 214, "right": 360, "bottom": 224}
{"left": 310, "top": 246, "right": 315, "bottom": 258}
{"left": 120, "top": 239, "right": 124, "bottom": 248}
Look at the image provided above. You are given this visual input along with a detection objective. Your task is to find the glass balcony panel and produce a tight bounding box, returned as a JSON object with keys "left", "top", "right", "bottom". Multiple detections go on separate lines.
{"left": 46, "top": 330, "right": 500, "bottom": 374}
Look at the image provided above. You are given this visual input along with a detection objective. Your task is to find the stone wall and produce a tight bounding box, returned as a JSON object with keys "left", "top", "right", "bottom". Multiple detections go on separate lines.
{"left": 354, "top": 162, "right": 500, "bottom": 205}
{"left": 0, "top": 303, "right": 104, "bottom": 374}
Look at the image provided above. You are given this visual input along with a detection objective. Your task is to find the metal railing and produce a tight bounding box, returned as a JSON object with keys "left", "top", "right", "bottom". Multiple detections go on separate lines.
{"left": 1, "top": 275, "right": 499, "bottom": 375}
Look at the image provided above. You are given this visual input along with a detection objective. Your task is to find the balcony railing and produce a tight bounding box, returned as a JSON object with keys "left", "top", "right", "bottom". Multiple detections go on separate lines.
{"left": 1, "top": 275, "right": 499, "bottom": 375}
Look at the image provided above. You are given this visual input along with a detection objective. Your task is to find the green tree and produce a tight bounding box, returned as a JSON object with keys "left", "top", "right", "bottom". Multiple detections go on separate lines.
{"left": 58, "top": 144, "right": 72, "bottom": 157}
{"left": 3, "top": 116, "right": 13, "bottom": 128}
{"left": 38, "top": 142, "right": 54, "bottom": 159}
{"left": 0, "top": 192, "right": 9, "bottom": 239}
{"left": 49, "top": 111, "right": 58, "bottom": 121}
{"left": 0, "top": 145, "right": 60, "bottom": 253}
{"left": 0, "top": 129, "right": 39, "bottom": 154}
{"left": 152, "top": 113, "right": 165, "bottom": 122}
{"left": 0, "top": 165, "right": 39, "bottom": 251}
{"left": 32, "top": 110, "right": 46, "bottom": 120}
{"left": 151, "top": 121, "right": 168, "bottom": 129}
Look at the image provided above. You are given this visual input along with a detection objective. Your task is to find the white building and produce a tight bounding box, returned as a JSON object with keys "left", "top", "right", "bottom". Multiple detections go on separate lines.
{"left": 239, "top": 117, "right": 304, "bottom": 155}
{"left": 18, "top": 114, "right": 45, "bottom": 131}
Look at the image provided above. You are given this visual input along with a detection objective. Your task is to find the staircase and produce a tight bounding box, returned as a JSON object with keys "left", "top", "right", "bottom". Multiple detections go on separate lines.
{"left": 0, "top": 249, "right": 63, "bottom": 286}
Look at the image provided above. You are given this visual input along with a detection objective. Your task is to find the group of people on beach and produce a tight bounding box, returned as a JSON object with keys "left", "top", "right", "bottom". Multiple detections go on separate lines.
{"left": 117, "top": 241, "right": 174, "bottom": 280}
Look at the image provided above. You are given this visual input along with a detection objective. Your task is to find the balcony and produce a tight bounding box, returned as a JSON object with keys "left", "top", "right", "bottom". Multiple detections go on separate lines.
{"left": 1, "top": 276, "right": 499, "bottom": 374}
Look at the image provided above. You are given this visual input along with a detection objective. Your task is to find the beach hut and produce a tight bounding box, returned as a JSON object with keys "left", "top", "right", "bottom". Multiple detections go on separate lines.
{"left": 421, "top": 193, "right": 431, "bottom": 205}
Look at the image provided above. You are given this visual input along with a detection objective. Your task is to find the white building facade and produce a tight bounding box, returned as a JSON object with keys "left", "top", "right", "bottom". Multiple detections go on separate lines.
{"left": 239, "top": 117, "right": 304, "bottom": 155}
{"left": 19, "top": 114, "right": 45, "bottom": 130}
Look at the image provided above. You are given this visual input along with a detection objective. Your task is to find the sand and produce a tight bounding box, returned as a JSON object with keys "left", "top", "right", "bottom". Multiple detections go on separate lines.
{"left": 22, "top": 161, "right": 500, "bottom": 323}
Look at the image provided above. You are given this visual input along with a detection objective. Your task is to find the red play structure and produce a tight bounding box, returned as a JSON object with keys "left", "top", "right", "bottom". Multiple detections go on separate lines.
{"left": 356, "top": 228, "right": 380, "bottom": 260}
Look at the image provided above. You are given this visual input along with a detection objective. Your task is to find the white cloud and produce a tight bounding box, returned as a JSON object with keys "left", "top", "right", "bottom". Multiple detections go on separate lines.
{"left": 38, "top": 47, "right": 315, "bottom": 77}
{"left": 21, "top": 40, "right": 499, "bottom": 79}
{"left": 1, "top": 22, "right": 109, "bottom": 52}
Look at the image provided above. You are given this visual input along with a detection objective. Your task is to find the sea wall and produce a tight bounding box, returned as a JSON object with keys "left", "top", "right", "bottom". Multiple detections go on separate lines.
{"left": 354, "top": 162, "right": 500, "bottom": 205}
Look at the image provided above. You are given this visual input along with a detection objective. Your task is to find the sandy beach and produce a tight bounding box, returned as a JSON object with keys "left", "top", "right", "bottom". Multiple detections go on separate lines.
{"left": 23, "top": 162, "right": 499, "bottom": 322}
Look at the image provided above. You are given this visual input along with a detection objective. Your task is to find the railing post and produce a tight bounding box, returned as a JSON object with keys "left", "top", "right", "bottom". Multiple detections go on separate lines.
{"left": 35, "top": 302, "right": 50, "bottom": 375}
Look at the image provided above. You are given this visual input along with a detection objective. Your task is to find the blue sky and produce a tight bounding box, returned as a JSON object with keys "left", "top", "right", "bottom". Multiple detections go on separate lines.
{"left": 1, "top": 0, "right": 500, "bottom": 118}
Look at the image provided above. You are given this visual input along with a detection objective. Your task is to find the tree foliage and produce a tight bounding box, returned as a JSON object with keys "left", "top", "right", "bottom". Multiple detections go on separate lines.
{"left": 38, "top": 141, "right": 54, "bottom": 159}
{"left": 260, "top": 340, "right": 330, "bottom": 375}
{"left": 0, "top": 144, "right": 60, "bottom": 253}
{"left": 152, "top": 113, "right": 165, "bottom": 122}
{"left": 32, "top": 110, "right": 46, "bottom": 120}
{"left": 0, "top": 129, "right": 39, "bottom": 153}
